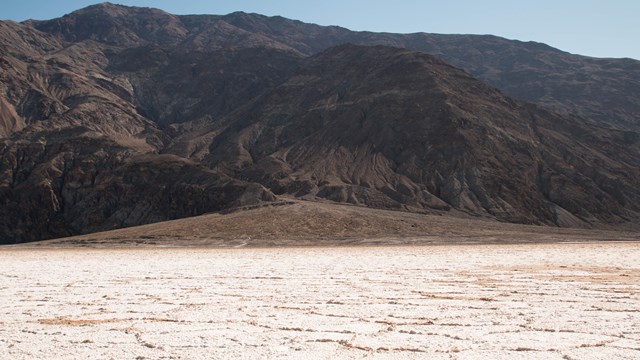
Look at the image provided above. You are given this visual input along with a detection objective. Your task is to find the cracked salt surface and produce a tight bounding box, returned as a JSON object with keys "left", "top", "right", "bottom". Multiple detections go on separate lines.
{"left": 1, "top": 243, "right": 639, "bottom": 359}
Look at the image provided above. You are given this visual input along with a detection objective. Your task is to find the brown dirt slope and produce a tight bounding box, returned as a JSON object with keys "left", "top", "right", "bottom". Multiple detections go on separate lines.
{"left": 27, "top": 200, "right": 640, "bottom": 248}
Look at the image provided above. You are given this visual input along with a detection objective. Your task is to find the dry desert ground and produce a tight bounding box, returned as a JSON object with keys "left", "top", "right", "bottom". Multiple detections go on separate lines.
{"left": 1, "top": 243, "right": 639, "bottom": 359}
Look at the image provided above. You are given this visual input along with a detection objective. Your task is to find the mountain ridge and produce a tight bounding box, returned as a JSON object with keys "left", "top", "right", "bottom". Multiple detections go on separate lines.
{"left": 198, "top": 44, "right": 639, "bottom": 227}
{"left": 20, "top": 3, "right": 640, "bottom": 132}
{"left": 1, "top": 3, "right": 639, "bottom": 243}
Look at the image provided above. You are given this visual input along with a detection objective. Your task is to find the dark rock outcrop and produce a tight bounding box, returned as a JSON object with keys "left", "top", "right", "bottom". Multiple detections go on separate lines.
{"left": 0, "top": 129, "right": 274, "bottom": 243}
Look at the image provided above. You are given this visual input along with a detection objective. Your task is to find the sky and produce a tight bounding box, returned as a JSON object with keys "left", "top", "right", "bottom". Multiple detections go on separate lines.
{"left": 1, "top": 0, "right": 638, "bottom": 60}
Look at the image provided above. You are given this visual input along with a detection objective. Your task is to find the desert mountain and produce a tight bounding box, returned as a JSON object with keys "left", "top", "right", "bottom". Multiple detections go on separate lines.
{"left": 199, "top": 44, "right": 640, "bottom": 227}
{"left": 1, "top": 3, "right": 639, "bottom": 243}
{"left": 215, "top": 11, "right": 640, "bottom": 132}
{"left": 24, "top": 3, "right": 640, "bottom": 132}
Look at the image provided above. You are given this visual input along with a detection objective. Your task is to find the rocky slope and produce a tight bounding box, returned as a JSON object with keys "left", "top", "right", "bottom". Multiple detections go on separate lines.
{"left": 0, "top": 6, "right": 279, "bottom": 243}
{"left": 199, "top": 44, "right": 640, "bottom": 227}
{"left": 27, "top": 4, "right": 640, "bottom": 131}
{"left": 0, "top": 129, "right": 274, "bottom": 243}
{"left": 1, "top": 3, "right": 639, "bottom": 243}
{"left": 215, "top": 11, "right": 640, "bottom": 131}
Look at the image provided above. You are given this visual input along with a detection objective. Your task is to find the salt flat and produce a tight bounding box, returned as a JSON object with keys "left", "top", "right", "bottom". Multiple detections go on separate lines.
{"left": 1, "top": 243, "right": 639, "bottom": 359}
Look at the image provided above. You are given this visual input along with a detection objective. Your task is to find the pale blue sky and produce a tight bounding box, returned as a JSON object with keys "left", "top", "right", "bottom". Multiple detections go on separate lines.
{"left": 2, "top": 0, "right": 638, "bottom": 59}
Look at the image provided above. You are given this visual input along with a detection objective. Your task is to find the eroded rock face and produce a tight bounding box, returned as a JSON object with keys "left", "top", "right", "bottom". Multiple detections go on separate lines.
{"left": 214, "top": 12, "right": 640, "bottom": 132}
{"left": 0, "top": 131, "right": 274, "bottom": 243}
{"left": 200, "top": 45, "right": 640, "bottom": 227}
{"left": 1, "top": 4, "right": 639, "bottom": 242}
{"left": 30, "top": 5, "right": 640, "bottom": 132}
{"left": 0, "top": 7, "right": 286, "bottom": 243}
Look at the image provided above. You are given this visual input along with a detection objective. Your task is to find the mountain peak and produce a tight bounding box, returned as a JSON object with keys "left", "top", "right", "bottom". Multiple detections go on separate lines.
{"left": 84, "top": 2, "right": 120, "bottom": 9}
{"left": 32, "top": 2, "right": 187, "bottom": 46}
{"left": 76, "top": 2, "right": 162, "bottom": 14}
{"left": 72, "top": 2, "right": 136, "bottom": 17}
